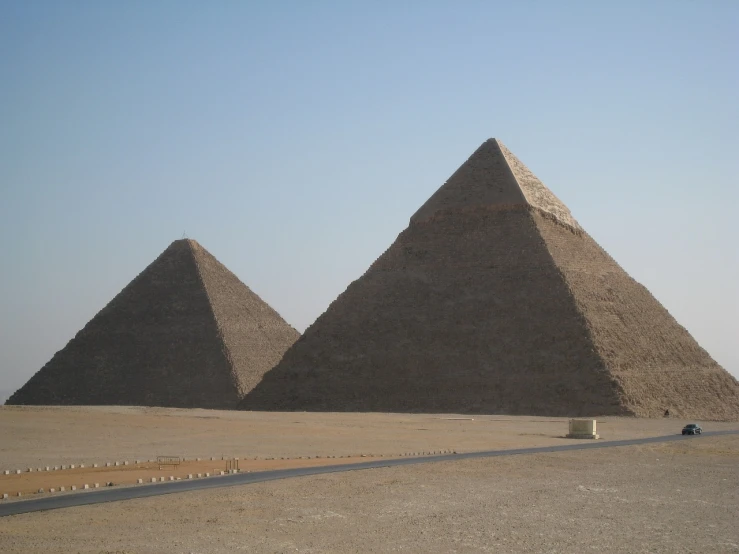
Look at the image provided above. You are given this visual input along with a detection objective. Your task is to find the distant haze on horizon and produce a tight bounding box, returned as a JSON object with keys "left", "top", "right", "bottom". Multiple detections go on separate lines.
{"left": 1, "top": 1, "right": 737, "bottom": 395}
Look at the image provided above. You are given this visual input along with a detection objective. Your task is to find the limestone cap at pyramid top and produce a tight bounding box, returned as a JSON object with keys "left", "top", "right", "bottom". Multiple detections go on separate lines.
{"left": 410, "top": 138, "right": 581, "bottom": 231}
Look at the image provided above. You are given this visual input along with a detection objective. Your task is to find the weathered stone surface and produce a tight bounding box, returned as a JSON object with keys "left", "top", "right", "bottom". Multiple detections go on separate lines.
{"left": 240, "top": 139, "right": 739, "bottom": 420}
{"left": 535, "top": 215, "right": 739, "bottom": 419}
{"left": 7, "top": 239, "right": 299, "bottom": 409}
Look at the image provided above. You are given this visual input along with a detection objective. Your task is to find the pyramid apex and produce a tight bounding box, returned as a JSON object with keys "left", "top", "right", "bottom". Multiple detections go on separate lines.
{"left": 410, "top": 139, "right": 580, "bottom": 231}
{"left": 165, "top": 238, "right": 205, "bottom": 252}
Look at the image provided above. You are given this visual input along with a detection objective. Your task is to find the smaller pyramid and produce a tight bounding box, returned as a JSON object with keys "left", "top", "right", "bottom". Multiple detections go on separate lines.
{"left": 7, "top": 239, "right": 299, "bottom": 409}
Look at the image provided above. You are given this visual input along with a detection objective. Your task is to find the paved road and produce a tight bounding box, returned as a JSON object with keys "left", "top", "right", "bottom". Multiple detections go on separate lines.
{"left": 2, "top": 429, "right": 737, "bottom": 517}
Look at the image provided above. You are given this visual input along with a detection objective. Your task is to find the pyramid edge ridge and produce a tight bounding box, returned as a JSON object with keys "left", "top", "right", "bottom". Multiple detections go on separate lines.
{"left": 188, "top": 240, "right": 300, "bottom": 400}
{"left": 186, "top": 240, "right": 245, "bottom": 401}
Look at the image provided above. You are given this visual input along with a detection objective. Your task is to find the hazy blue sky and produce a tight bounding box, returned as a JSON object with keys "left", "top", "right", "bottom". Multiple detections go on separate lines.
{"left": 1, "top": 1, "right": 737, "bottom": 394}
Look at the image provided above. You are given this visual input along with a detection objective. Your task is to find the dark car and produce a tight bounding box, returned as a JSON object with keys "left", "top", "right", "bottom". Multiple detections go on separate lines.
{"left": 682, "top": 423, "right": 703, "bottom": 435}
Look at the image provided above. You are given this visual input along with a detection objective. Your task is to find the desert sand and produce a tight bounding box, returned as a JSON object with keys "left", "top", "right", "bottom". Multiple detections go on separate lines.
{"left": 3, "top": 405, "right": 737, "bottom": 469}
{"left": 1, "top": 406, "right": 738, "bottom": 552}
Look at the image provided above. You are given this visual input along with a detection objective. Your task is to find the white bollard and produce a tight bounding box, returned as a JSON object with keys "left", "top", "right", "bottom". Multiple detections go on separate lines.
{"left": 15, "top": 469, "right": 21, "bottom": 474}
{"left": 2, "top": 493, "right": 7, "bottom": 499}
{"left": 27, "top": 468, "right": 33, "bottom": 472}
{"left": 93, "top": 463, "right": 98, "bottom": 468}
{"left": 17, "top": 492, "right": 21, "bottom": 497}
{"left": 137, "top": 479, "right": 143, "bottom": 484}
{"left": 124, "top": 461, "right": 128, "bottom": 466}
{"left": 60, "top": 486, "right": 65, "bottom": 492}
{"left": 45, "top": 466, "right": 50, "bottom": 471}
{"left": 197, "top": 473, "right": 202, "bottom": 478}
{"left": 80, "top": 464, "right": 85, "bottom": 468}
{"left": 187, "top": 474, "right": 193, "bottom": 479}
{"left": 38, "top": 488, "right": 44, "bottom": 493}
{"left": 71, "top": 486, "right": 76, "bottom": 491}
{"left": 106, "top": 462, "right": 111, "bottom": 467}
{"left": 83, "top": 484, "right": 89, "bottom": 490}
{"left": 49, "top": 489, "right": 55, "bottom": 494}
{"left": 151, "top": 477, "right": 157, "bottom": 483}
{"left": 205, "top": 473, "right": 210, "bottom": 477}
{"left": 3, "top": 470, "right": 8, "bottom": 475}
{"left": 94, "top": 483, "right": 100, "bottom": 488}
{"left": 114, "top": 462, "right": 120, "bottom": 466}
{"left": 169, "top": 476, "right": 174, "bottom": 481}
{"left": 220, "top": 471, "right": 225, "bottom": 476}
{"left": 159, "top": 477, "right": 164, "bottom": 482}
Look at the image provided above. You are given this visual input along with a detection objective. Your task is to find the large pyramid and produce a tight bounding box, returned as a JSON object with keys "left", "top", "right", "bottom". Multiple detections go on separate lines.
{"left": 240, "top": 139, "right": 739, "bottom": 419}
{"left": 8, "top": 239, "right": 299, "bottom": 409}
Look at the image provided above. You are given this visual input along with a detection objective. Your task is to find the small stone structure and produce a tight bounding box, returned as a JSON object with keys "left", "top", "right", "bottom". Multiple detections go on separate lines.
{"left": 567, "top": 419, "right": 599, "bottom": 439}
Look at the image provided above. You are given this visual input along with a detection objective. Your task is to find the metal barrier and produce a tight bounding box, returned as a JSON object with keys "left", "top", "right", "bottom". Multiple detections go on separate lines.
{"left": 157, "top": 456, "right": 181, "bottom": 470}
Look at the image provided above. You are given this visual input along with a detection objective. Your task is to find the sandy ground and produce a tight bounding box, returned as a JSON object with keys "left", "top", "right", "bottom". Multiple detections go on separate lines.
{"left": 0, "top": 435, "right": 736, "bottom": 553}
{"left": 2, "top": 405, "right": 736, "bottom": 499}
{"left": 3, "top": 405, "right": 735, "bottom": 469}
